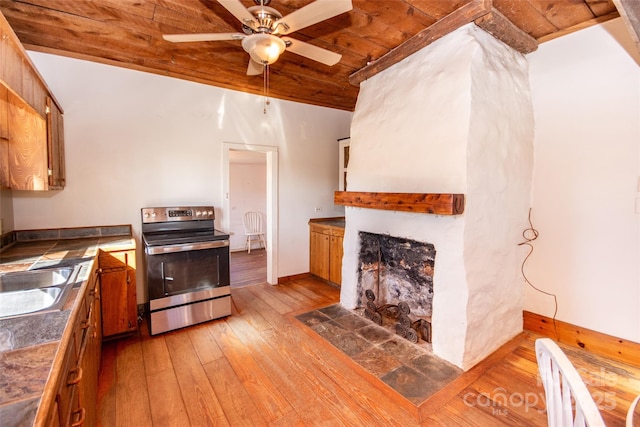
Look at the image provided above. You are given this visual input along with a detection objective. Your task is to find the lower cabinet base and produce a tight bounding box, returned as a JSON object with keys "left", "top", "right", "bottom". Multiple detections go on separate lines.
{"left": 149, "top": 295, "right": 231, "bottom": 335}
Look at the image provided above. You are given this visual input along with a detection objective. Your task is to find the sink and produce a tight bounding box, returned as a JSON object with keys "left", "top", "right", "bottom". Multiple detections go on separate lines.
{"left": 0, "top": 267, "right": 79, "bottom": 318}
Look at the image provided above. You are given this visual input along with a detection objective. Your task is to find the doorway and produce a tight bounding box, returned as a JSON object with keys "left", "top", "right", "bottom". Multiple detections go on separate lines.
{"left": 222, "top": 142, "right": 278, "bottom": 285}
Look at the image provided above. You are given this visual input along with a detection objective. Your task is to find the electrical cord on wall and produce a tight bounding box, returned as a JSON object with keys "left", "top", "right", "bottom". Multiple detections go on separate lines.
{"left": 518, "top": 208, "right": 559, "bottom": 340}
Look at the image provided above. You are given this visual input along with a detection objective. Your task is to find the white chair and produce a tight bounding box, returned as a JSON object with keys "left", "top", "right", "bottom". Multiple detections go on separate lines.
{"left": 535, "top": 338, "right": 606, "bottom": 427}
{"left": 627, "top": 394, "right": 640, "bottom": 427}
{"left": 242, "top": 211, "right": 266, "bottom": 254}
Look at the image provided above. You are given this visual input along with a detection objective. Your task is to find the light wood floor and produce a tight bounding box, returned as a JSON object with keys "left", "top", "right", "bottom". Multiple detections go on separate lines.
{"left": 97, "top": 277, "right": 640, "bottom": 426}
{"left": 230, "top": 249, "right": 266, "bottom": 288}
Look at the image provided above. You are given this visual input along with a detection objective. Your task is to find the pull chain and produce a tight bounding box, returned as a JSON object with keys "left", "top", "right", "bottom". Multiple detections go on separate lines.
{"left": 263, "top": 63, "right": 271, "bottom": 114}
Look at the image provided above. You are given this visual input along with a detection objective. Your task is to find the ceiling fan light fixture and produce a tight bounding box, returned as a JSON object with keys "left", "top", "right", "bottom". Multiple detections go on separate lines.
{"left": 242, "top": 33, "right": 286, "bottom": 65}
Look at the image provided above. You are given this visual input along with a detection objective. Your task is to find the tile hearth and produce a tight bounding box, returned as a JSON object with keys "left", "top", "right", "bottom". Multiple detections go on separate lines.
{"left": 295, "top": 304, "right": 462, "bottom": 405}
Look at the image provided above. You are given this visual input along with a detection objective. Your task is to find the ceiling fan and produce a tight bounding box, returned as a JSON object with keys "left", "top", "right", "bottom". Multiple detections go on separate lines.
{"left": 162, "top": 0, "right": 353, "bottom": 76}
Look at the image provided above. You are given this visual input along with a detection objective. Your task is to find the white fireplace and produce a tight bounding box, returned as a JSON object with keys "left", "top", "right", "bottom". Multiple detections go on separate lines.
{"left": 339, "top": 23, "right": 534, "bottom": 370}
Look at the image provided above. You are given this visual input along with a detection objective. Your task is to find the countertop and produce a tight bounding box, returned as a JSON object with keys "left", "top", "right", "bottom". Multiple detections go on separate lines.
{"left": 309, "top": 217, "right": 345, "bottom": 229}
{"left": 0, "top": 231, "right": 135, "bottom": 426}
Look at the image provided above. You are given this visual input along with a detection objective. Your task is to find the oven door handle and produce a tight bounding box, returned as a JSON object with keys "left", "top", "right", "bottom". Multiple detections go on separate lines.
{"left": 146, "top": 240, "right": 230, "bottom": 255}
{"left": 160, "top": 262, "right": 172, "bottom": 296}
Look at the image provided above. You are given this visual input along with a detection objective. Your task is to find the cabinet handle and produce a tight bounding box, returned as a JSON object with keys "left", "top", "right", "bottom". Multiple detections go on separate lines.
{"left": 126, "top": 272, "right": 131, "bottom": 284}
{"left": 66, "top": 367, "right": 83, "bottom": 386}
{"left": 71, "top": 407, "right": 86, "bottom": 426}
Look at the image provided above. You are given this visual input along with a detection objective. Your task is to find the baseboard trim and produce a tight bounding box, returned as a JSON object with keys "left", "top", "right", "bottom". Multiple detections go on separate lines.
{"left": 277, "top": 272, "right": 312, "bottom": 284}
{"left": 523, "top": 310, "right": 640, "bottom": 366}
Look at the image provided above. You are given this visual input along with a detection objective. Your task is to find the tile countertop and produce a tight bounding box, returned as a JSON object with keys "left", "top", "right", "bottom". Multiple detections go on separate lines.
{"left": 0, "top": 227, "right": 135, "bottom": 427}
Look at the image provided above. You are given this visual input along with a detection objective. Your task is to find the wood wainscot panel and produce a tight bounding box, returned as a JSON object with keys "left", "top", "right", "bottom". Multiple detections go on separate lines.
{"left": 523, "top": 310, "right": 640, "bottom": 366}
{"left": 334, "top": 191, "right": 465, "bottom": 215}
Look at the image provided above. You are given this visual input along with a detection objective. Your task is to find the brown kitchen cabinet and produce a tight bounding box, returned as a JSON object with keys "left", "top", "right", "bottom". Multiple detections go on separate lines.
{"left": 99, "top": 249, "right": 138, "bottom": 338}
{"left": 46, "top": 97, "right": 66, "bottom": 189}
{"left": 77, "top": 265, "right": 101, "bottom": 426}
{"left": 310, "top": 223, "right": 330, "bottom": 279}
{"left": 329, "top": 229, "right": 344, "bottom": 284}
{"left": 0, "top": 12, "right": 66, "bottom": 191}
{"left": 52, "top": 262, "right": 101, "bottom": 427}
{"left": 0, "top": 84, "right": 9, "bottom": 188}
{"left": 7, "top": 88, "right": 48, "bottom": 190}
{"left": 309, "top": 218, "right": 345, "bottom": 286}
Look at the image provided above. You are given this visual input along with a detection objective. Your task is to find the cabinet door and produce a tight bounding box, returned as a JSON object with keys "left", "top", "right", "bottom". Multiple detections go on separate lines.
{"left": 310, "top": 230, "right": 330, "bottom": 280}
{"left": 7, "top": 90, "right": 48, "bottom": 190}
{"left": 79, "top": 300, "right": 99, "bottom": 426}
{"left": 0, "top": 18, "right": 23, "bottom": 93}
{"left": 46, "top": 97, "right": 65, "bottom": 188}
{"left": 57, "top": 325, "right": 82, "bottom": 427}
{"left": 338, "top": 138, "right": 350, "bottom": 191}
{"left": 100, "top": 250, "right": 137, "bottom": 338}
{"left": 101, "top": 268, "right": 137, "bottom": 337}
{"left": 329, "top": 235, "right": 343, "bottom": 285}
{"left": 0, "top": 84, "right": 9, "bottom": 188}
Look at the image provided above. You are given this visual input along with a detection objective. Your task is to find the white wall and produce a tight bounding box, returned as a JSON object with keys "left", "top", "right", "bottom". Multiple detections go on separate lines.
{"left": 229, "top": 156, "right": 266, "bottom": 251}
{"left": 527, "top": 18, "right": 640, "bottom": 342}
{"left": 12, "top": 52, "right": 351, "bottom": 302}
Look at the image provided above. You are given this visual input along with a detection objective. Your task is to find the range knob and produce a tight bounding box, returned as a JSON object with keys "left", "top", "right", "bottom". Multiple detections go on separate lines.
{"left": 144, "top": 212, "right": 149, "bottom": 218}
{"left": 151, "top": 212, "right": 157, "bottom": 217}
{"left": 207, "top": 210, "right": 214, "bottom": 216}
{"left": 195, "top": 210, "right": 202, "bottom": 217}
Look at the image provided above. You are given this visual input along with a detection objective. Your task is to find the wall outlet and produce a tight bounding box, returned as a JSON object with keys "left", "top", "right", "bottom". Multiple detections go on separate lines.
{"left": 314, "top": 207, "right": 322, "bottom": 212}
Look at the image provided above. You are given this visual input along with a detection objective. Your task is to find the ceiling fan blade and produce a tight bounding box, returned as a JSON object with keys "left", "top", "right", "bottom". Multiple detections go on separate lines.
{"left": 273, "top": 0, "right": 352, "bottom": 35}
{"left": 282, "top": 37, "right": 341, "bottom": 66}
{"left": 218, "top": 0, "right": 257, "bottom": 29}
{"left": 163, "top": 33, "right": 245, "bottom": 42}
{"left": 247, "top": 59, "right": 264, "bottom": 75}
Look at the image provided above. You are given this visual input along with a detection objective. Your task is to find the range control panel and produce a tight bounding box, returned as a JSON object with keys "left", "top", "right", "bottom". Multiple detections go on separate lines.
{"left": 141, "top": 206, "right": 215, "bottom": 223}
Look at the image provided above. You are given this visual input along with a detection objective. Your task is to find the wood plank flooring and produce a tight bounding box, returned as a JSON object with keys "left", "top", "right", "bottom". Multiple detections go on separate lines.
{"left": 98, "top": 277, "right": 640, "bottom": 426}
{"left": 230, "top": 249, "right": 266, "bottom": 288}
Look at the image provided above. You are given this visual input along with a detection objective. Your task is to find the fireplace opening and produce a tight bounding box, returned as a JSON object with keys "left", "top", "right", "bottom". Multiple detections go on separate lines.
{"left": 357, "top": 232, "right": 435, "bottom": 346}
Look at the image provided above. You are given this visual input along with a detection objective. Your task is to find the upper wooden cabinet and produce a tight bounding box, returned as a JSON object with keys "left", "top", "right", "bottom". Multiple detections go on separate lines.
{"left": 0, "top": 85, "right": 9, "bottom": 188}
{"left": 0, "top": 11, "right": 65, "bottom": 190}
{"left": 338, "top": 138, "right": 350, "bottom": 192}
{"left": 7, "top": 88, "right": 48, "bottom": 190}
{"left": 47, "top": 97, "right": 65, "bottom": 189}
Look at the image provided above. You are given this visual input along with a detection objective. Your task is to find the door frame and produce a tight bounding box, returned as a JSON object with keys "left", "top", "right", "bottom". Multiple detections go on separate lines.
{"left": 222, "top": 142, "right": 278, "bottom": 285}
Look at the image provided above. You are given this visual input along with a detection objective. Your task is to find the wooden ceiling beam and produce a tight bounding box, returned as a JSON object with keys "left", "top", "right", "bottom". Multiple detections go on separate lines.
{"left": 612, "top": 0, "right": 640, "bottom": 52}
{"left": 474, "top": 7, "right": 538, "bottom": 54}
{"left": 348, "top": 0, "right": 492, "bottom": 87}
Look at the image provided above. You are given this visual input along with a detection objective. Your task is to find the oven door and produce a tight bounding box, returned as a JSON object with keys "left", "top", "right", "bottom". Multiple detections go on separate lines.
{"left": 146, "top": 241, "right": 230, "bottom": 310}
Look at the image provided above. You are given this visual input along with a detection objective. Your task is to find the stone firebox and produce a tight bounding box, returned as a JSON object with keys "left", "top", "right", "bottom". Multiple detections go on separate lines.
{"left": 357, "top": 232, "right": 435, "bottom": 318}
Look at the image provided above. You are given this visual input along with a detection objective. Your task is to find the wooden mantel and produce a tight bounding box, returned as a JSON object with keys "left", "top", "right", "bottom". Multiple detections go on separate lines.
{"left": 334, "top": 192, "right": 465, "bottom": 215}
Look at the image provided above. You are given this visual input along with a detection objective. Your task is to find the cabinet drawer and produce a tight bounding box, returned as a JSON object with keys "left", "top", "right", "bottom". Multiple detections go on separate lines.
{"left": 309, "top": 223, "right": 331, "bottom": 235}
{"left": 330, "top": 227, "right": 344, "bottom": 238}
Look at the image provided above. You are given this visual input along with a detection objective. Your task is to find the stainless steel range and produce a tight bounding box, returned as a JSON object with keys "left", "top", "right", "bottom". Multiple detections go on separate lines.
{"left": 141, "top": 206, "right": 230, "bottom": 335}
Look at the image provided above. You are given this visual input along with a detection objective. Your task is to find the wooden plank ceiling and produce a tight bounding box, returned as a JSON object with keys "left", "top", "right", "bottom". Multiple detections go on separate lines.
{"left": 0, "top": 0, "right": 621, "bottom": 111}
